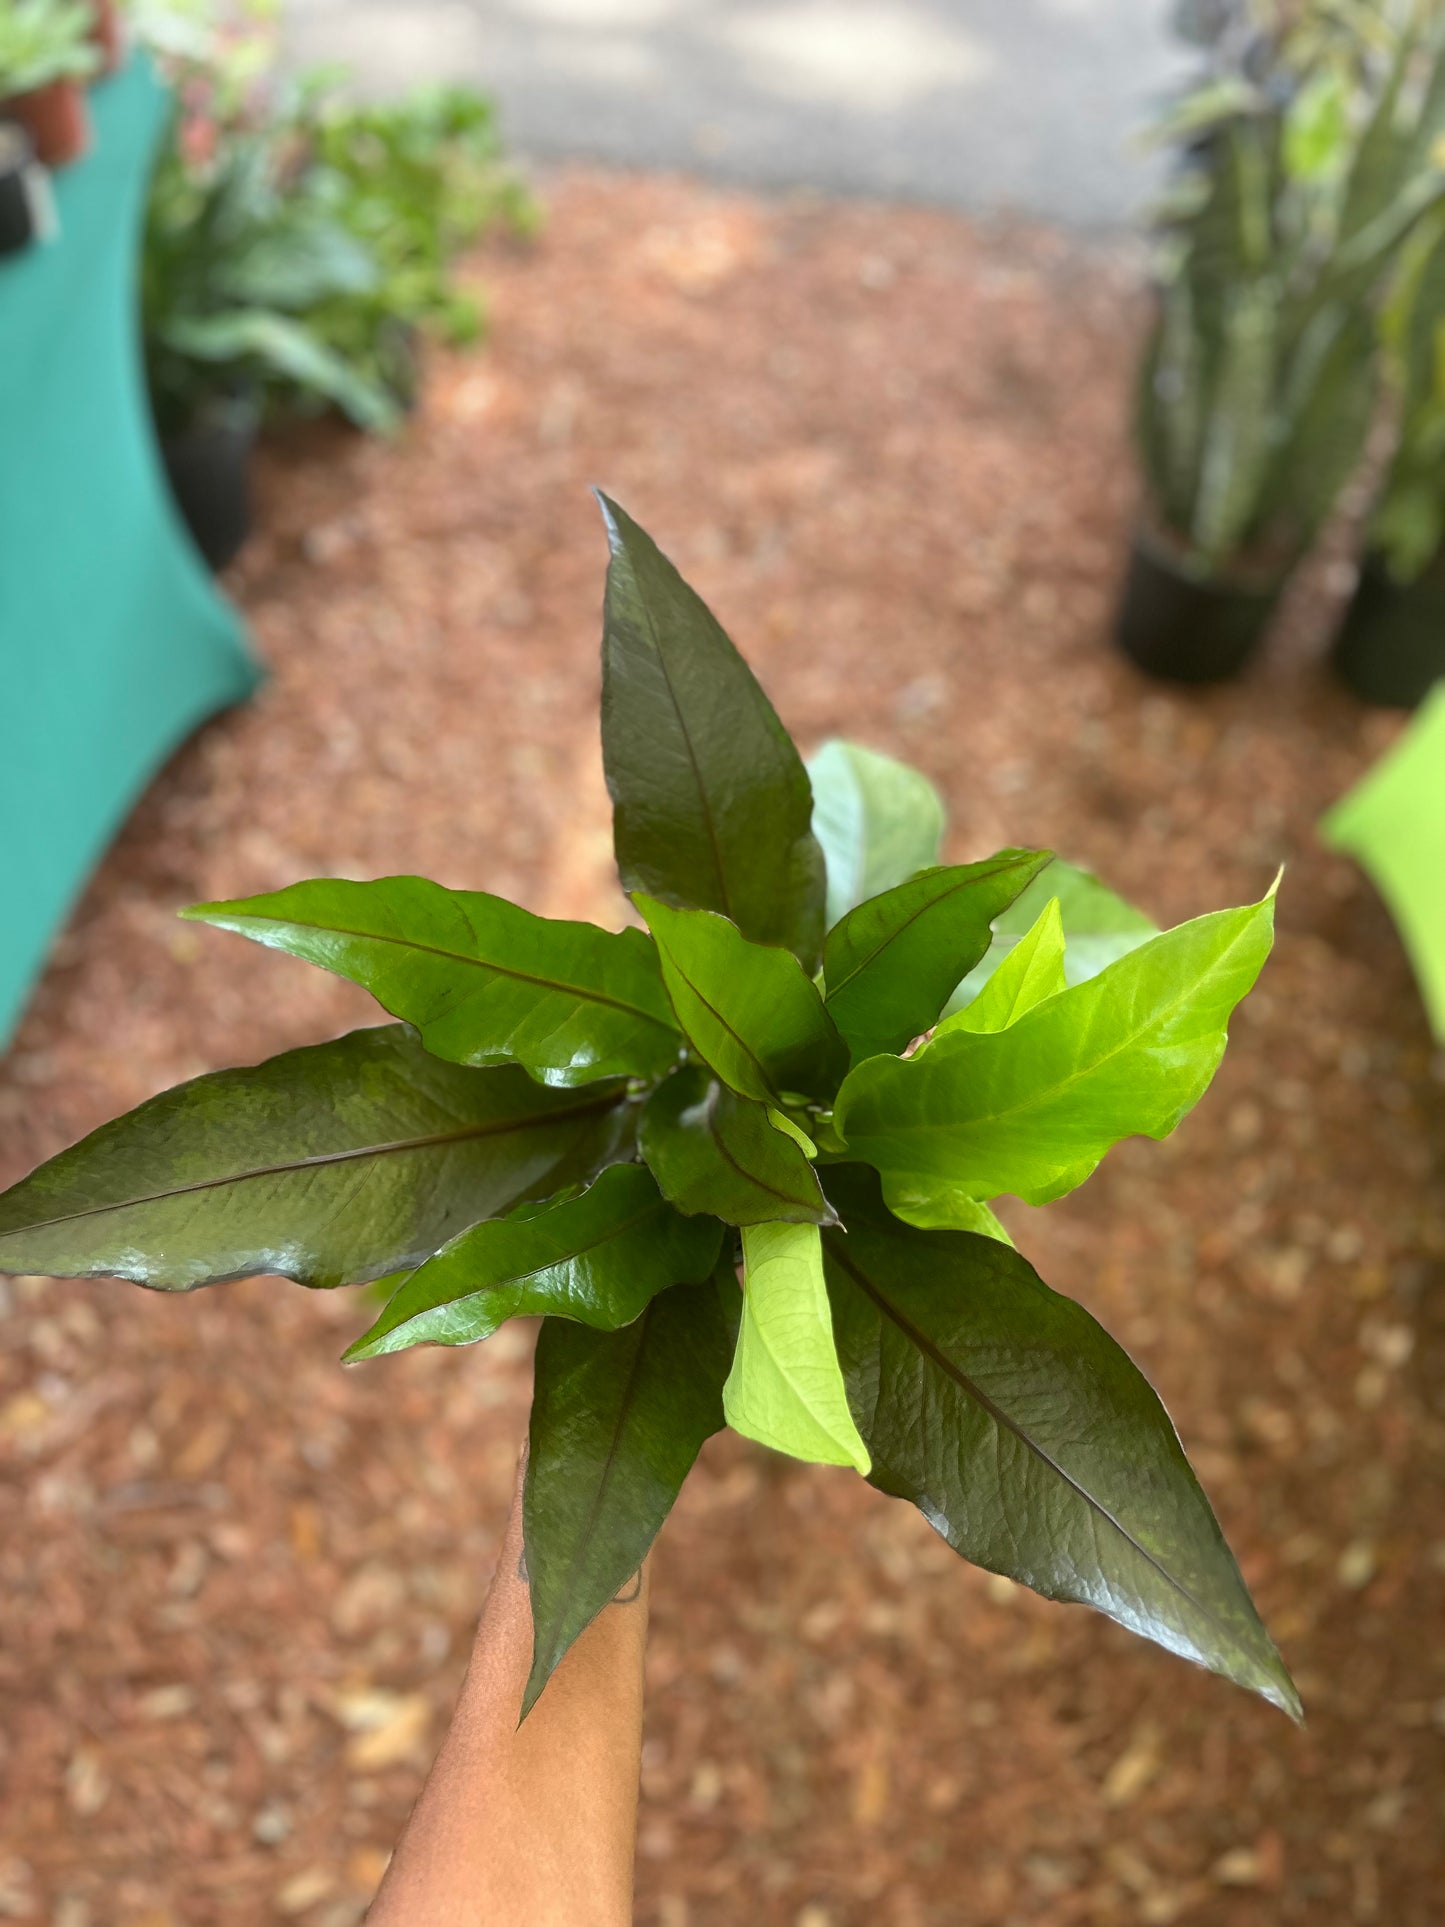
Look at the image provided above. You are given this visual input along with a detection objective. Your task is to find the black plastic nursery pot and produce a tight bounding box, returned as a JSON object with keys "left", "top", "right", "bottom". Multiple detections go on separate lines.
{"left": 1114, "top": 534, "right": 1282, "bottom": 685}
{"left": 0, "top": 122, "right": 46, "bottom": 257}
{"left": 1333, "top": 551, "right": 1445, "bottom": 708}
{"left": 161, "top": 401, "right": 258, "bottom": 572}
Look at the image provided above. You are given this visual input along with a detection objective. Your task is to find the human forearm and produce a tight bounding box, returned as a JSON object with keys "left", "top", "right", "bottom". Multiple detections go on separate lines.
{"left": 368, "top": 1457, "right": 648, "bottom": 1925}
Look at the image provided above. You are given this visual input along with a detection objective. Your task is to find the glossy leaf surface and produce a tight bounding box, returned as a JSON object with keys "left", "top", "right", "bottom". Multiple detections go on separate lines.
{"left": 346, "top": 1163, "right": 722, "bottom": 1358}
{"left": 822, "top": 1169, "right": 1299, "bottom": 1717}
{"left": 0, "top": 1027, "right": 629, "bottom": 1290}
{"left": 823, "top": 851, "right": 1051, "bottom": 1063}
{"left": 837, "top": 893, "right": 1274, "bottom": 1218}
{"left": 937, "top": 897, "right": 1066, "bottom": 1036}
{"left": 186, "top": 876, "right": 679, "bottom": 1088}
{"left": 723, "top": 1221, "right": 869, "bottom": 1472}
{"left": 807, "top": 739, "right": 945, "bottom": 926}
{"left": 523, "top": 1273, "right": 734, "bottom": 1714}
{"left": 598, "top": 495, "right": 826, "bottom": 969}
{"left": 640, "top": 1066, "right": 834, "bottom": 1226}
{"left": 950, "top": 858, "right": 1157, "bottom": 1009}
{"left": 637, "top": 896, "right": 847, "bottom": 1103}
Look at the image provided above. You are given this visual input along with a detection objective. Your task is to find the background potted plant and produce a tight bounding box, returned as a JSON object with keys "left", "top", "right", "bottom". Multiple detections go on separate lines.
{"left": 1335, "top": 199, "right": 1445, "bottom": 704}
{"left": 0, "top": 498, "right": 1300, "bottom": 1734}
{"left": 138, "top": 3, "right": 533, "bottom": 568}
{"left": 0, "top": 0, "right": 101, "bottom": 168}
{"left": 1121, "top": 0, "right": 1445, "bottom": 682}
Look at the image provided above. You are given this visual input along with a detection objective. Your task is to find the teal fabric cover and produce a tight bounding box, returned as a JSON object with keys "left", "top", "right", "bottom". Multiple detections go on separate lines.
{"left": 0, "top": 56, "right": 261, "bottom": 1047}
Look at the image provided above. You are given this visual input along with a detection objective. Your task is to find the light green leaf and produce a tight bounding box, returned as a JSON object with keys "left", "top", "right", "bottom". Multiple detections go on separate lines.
{"left": 807, "top": 739, "right": 945, "bottom": 926}
{"left": 767, "top": 1109, "right": 817, "bottom": 1159}
{"left": 935, "top": 897, "right": 1066, "bottom": 1037}
{"left": 636, "top": 895, "right": 847, "bottom": 1104}
{"left": 823, "top": 850, "right": 1051, "bottom": 1063}
{"left": 1321, "top": 683, "right": 1445, "bottom": 1040}
{"left": 723, "top": 1221, "right": 870, "bottom": 1472}
{"left": 837, "top": 891, "right": 1274, "bottom": 1220}
{"left": 185, "top": 876, "right": 680, "bottom": 1089}
{"left": 949, "top": 858, "right": 1157, "bottom": 1009}
{"left": 344, "top": 1163, "right": 722, "bottom": 1358}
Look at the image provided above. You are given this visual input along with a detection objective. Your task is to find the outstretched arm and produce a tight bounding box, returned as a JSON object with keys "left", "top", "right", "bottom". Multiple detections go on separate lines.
{"left": 368, "top": 1452, "right": 648, "bottom": 1925}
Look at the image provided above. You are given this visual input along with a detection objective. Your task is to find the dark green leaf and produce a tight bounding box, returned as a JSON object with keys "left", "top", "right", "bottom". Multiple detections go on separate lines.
{"left": 346, "top": 1163, "right": 722, "bottom": 1358}
{"left": 807, "top": 739, "right": 945, "bottom": 926}
{"left": 822, "top": 1168, "right": 1299, "bottom": 1717}
{"left": 640, "top": 1066, "right": 834, "bottom": 1226}
{"left": 0, "top": 1026, "right": 629, "bottom": 1290}
{"left": 822, "top": 851, "right": 1051, "bottom": 1063}
{"left": 522, "top": 1272, "right": 734, "bottom": 1715}
{"left": 597, "top": 495, "right": 826, "bottom": 970}
{"left": 837, "top": 892, "right": 1274, "bottom": 1218}
{"left": 185, "top": 876, "right": 680, "bottom": 1089}
{"left": 637, "top": 896, "right": 847, "bottom": 1104}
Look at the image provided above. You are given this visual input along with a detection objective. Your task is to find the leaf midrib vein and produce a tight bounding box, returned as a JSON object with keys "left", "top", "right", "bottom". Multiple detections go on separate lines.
{"left": 2, "top": 1093, "right": 621, "bottom": 1236}
{"left": 704, "top": 1084, "right": 815, "bottom": 1211}
{"left": 826, "top": 1237, "right": 1241, "bottom": 1655}
{"left": 825, "top": 856, "right": 1034, "bottom": 1003}
{"left": 531, "top": 1301, "right": 656, "bottom": 1676}
{"left": 633, "top": 579, "right": 733, "bottom": 922}
{"left": 219, "top": 914, "right": 676, "bottom": 1031}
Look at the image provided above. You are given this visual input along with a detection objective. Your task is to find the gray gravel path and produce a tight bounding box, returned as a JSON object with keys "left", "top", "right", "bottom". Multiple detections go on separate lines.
{"left": 281, "top": 0, "right": 1194, "bottom": 229}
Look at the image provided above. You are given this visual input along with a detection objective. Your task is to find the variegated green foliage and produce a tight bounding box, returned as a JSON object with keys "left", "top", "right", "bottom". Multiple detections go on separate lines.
{"left": 0, "top": 501, "right": 1296, "bottom": 1726}
{"left": 1139, "top": 2, "right": 1445, "bottom": 575}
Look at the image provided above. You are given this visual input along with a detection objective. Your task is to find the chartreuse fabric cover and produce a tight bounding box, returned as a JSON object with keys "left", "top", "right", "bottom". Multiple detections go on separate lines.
{"left": 0, "top": 57, "right": 260, "bottom": 1047}
{"left": 1321, "top": 682, "right": 1445, "bottom": 1041}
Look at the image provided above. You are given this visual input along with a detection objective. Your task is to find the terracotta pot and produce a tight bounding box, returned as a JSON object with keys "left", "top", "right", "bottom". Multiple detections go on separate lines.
{"left": 1113, "top": 531, "right": 1283, "bottom": 684}
{"left": 90, "top": 0, "right": 123, "bottom": 75}
{"left": 3, "top": 78, "right": 90, "bottom": 168}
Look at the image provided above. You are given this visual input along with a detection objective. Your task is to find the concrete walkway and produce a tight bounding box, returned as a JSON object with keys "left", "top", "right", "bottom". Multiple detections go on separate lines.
{"left": 282, "top": 0, "right": 1193, "bottom": 229}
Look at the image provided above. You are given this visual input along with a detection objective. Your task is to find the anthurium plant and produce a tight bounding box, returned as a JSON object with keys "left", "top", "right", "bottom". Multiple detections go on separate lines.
{"left": 0, "top": 500, "right": 1298, "bottom": 1722}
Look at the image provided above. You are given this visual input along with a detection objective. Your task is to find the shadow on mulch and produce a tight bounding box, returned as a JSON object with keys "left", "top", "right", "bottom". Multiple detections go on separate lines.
{"left": 1, "top": 171, "right": 1442, "bottom": 1926}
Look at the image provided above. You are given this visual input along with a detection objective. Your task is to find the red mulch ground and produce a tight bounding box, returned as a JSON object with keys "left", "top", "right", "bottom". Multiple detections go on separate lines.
{"left": 1, "top": 172, "right": 1443, "bottom": 1926}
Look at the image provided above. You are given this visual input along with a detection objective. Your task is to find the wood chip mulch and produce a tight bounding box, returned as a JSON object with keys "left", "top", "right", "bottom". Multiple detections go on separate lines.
{"left": 1, "top": 171, "right": 1443, "bottom": 1927}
